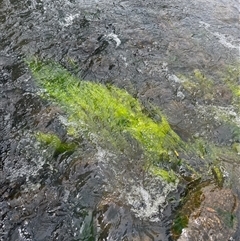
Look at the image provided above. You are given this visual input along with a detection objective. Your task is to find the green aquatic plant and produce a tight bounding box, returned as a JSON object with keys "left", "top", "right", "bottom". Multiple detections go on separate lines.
{"left": 36, "top": 132, "right": 76, "bottom": 155}
{"left": 29, "top": 60, "right": 239, "bottom": 182}
{"left": 29, "top": 59, "right": 182, "bottom": 182}
{"left": 211, "top": 165, "right": 224, "bottom": 187}
{"left": 150, "top": 166, "right": 177, "bottom": 183}
{"left": 171, "top": 214, "right": 188, "bottom": 238}
{"left": 29, "top": 59, "right": 240, "bottom": 239}
{"left": 171, "top": 182, "right": 204, "bottom": 239}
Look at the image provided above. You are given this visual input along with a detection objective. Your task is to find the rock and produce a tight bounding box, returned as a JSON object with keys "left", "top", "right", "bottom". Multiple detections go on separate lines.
{"left": 177, "top": 91, "right": 185, "bottom": 100}
{"left": 177, "top": 184, "right": 238, "bottom": 241}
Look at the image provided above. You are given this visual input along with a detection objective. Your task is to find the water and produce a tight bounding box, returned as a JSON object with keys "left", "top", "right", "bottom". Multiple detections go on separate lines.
{"left": 1, "top": 0, "right": 240, "bottom": 240}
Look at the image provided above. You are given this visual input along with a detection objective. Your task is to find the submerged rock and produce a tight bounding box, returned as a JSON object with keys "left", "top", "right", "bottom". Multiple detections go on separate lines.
{"left": 177, "top": 184, "right": 238, "bottom": 241}
{"left": 1, "top": 0, "right": 240, "bottom": 239}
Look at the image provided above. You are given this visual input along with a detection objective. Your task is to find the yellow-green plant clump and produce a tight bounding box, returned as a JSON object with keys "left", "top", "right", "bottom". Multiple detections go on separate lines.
{"left": 29, "top": 59, "right": 182, "bottom": 182}
{"left": 36, "top": 132, "right": 76, "bottom": 155}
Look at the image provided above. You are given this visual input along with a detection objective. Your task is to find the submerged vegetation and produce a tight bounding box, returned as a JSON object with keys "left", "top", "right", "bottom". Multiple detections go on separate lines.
{"left": 29, "top": 59, "right": 183, "bottom": 182}
{"left": 29, "top": 59, "right": 239, "bottom": 182}
{"left": 170, "top": 64, "right": 240, "bottom": 238}
{"left": 36, "top": 132, "right": 76, "bottom": 155}
{"left": 28, "top": 59, "right": 239, "bottom": 238}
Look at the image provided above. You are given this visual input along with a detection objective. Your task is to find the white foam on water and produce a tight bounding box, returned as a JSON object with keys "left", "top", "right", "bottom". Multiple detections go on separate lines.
{"left": 168, "top": 74, "right": 185, "bottom": 83}
{"left": 60, "top": 13, "right": 80, "bottom": 27}
{"left": 104, "top": 33, "right": 121, "bottom": 48}
{"left": 213, "top": 32, "right": 240, "bottom": 51}
{"left": 124, "top": 181, "right": 177, "bottom": 222}
{"left": 91, "top": 140, "right": 177, "bottom": 222}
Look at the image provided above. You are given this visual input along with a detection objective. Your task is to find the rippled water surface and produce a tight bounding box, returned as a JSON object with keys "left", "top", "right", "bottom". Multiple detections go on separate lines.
{"left": 1, "top": 0, "right": 240, "bottom": 240}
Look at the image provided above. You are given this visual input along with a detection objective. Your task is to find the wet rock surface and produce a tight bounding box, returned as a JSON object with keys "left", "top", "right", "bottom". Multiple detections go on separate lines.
{"left": 177, "top": 184, "right": 238, "bottom": 241}
{"left": 1, "top": 0, "right": 240, "bottom": 240}
{"left": 0, "top": 0, "right": 239, "bottom": 140}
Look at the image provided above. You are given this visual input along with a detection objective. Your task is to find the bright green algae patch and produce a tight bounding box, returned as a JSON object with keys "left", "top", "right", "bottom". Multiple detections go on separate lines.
{"left": 36, "top": 132, "right": 76, "bottom": 155}
{"left": 29, "top": 60, "right": 240, "bottom": 238}
{"left": 29, "top": 60, "right": 182, "bottom": 182}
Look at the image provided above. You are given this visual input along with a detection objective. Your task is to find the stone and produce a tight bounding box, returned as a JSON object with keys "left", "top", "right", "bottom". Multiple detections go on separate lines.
{"left": 177, "top": 184, "right": 238, "bottom": 241}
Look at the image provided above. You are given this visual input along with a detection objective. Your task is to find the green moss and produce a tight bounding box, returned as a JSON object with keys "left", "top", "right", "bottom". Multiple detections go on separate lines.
{"left": 29, "top": 59, "right": 239, "bottom": 185}
{"left": 28, "top": 59, "right": 183, "bottom": 182}
{"left": 36, "top": 132, "right": 76, "bottom": 155}
{"left": 150, "top": 166, "right": 177, "bottom": 183}
{"left": 211, "top": 166, "right": 224, "bottom": 187}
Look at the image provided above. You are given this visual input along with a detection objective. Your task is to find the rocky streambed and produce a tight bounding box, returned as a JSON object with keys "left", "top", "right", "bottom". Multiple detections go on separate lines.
{"left": 1, "top": 0, "right": 240, "bottom": 240}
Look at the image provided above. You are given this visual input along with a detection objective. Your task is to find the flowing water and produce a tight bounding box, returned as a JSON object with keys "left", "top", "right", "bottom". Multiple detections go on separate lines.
{"left": 1, "top": 0, "right": 240, "bottom": 240}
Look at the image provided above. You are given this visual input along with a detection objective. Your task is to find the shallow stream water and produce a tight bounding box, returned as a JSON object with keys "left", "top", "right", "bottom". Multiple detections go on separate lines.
{"left": 1, "top": 0, "right": 240, "bottom": 240}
